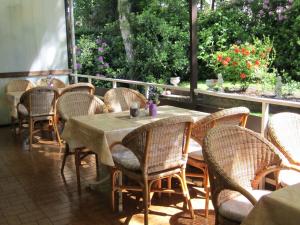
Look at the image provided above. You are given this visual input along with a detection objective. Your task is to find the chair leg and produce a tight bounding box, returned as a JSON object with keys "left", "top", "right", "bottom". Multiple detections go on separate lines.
{"left": 94, "top": 153, "right": 99, "bottom": 178}
{"left": 52, "top": 116, "right": 62, "bottom": 146}
{"left": 143, "top": 179, "right": 149, "bottom": 225}
{"left": 61, "top": 143, "right": 70, "bottom": 174}
{"left": 111, "top": 168, "right": 117, "bottom": 211}
{"left": 167, "top": 176, "right": 172, "bottom": 197}
{"left": 180, "top": 170, "right": 195, "bottom": 219}
{"left": 29, "top": 118, "right": 34, "bottom": 151}
{"left": 204, "top": 167, "right": 210, "bottom": 218}
{"left": 75, "top": 148, "right": 81, "bottom": 194}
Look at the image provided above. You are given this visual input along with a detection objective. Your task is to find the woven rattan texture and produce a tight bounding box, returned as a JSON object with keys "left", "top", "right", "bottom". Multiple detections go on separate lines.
{"left": 5, "top": 79, "right": 35, "bottom": 93}
{"left": 104, "top": 87, "right": 147, "bottom": 112}
{"left": 267, "top": 112, "right": 300, "bottom": 166}
{"left": 60, "top": 83, "right": 95, "bottom": 95}
{"left": 36, "top": 78, "right": 66, "bottom": 88}
{"left": 19, "top": 87, "right": 59, "bottom": 117}
{"left": 203, "top": 125, "right": 282, "bottom": 225}
{"left": 57, "top": 92, "right": 104, "bottom": 121}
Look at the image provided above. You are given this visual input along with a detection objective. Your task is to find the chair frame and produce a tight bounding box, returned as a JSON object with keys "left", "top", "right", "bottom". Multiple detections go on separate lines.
{"left": 59, "top": 83, "right": 95, "bottom": 96}
{"left": 187, "top": 107, "right": 250, "bottom": 218}
{"left": 36, "top": 77, "right": 66, "bottom": 88}
{"left": 57, "top": 92, "right": 104, "bottom": 193}
{"left": 18, "top": 86, "right": 61, "bottom": 151}
{"left": 110, "top": 116, "right": 195, "bottom": 225}
{"left": 203, "top": 125, "right": 297, "bottom": 225}
{"left": 103, "top": 87, "right": 147, "bottom": 112}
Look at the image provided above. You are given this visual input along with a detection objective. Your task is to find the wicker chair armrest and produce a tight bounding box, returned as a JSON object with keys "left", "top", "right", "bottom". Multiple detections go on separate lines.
{"left": 252, "top": 165, "right": 283, "bottom": 188}
{"left": 103, "top": 104, "right": 113, "bottom": 113}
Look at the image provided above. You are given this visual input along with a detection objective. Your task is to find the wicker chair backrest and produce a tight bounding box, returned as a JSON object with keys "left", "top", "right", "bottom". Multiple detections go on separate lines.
{"left": 57, "top": 92, "right": 104, "bottom": 121}
{"left": 20, "top": 87, "right": 59, "bottom": 117}
{"left": 203, "top": 125, "right": 282, "bottom": 208}
{"left": 122, "top": 116, "right": 193, "bottom": 174}
{"left": 104, "top": 88, "right": 147, "bottom": 112}
{"left": 267, "top": 112, "right": 300, "bottom": 166}
{"left": 60, "top": 83, "right": 95, "bottom": 96}
{"left": 5, "top": 79, "right": 35, "bottom": 93}
{"left": 36, "top": 78, "right": 66, "bottom": 88}
{"left": 192, "top": 107, "right": 250, "bottom": 146}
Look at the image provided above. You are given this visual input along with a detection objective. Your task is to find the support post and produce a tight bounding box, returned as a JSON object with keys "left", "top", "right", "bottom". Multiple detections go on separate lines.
{"left": 189, "top": 0, "right": 198, "bottom": 105}
{"left": 68, "top": 0, "right": 77, "bottom": 74}
{"left": 261, "top": 102, "right": 270, "bottom": 137}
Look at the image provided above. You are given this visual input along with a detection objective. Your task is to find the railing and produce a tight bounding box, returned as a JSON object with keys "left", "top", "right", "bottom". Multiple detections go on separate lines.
{"left": 70, "top": 73, "right": 300, "bottom": 136}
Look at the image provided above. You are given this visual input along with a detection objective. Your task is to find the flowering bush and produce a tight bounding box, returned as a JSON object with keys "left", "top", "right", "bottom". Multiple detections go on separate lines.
{"left": 211, "top": 37, "right": 275, "bottom": 88}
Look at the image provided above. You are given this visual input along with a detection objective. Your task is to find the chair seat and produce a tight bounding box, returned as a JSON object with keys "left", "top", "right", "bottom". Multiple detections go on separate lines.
{"left": 112, "top": 147, "right": 140, "bottom": 171}
{"left": 279, "top": 170, "right": 300, "bottom": 186}
{"left": 188, "top": 138, "right": 203, "bottom": 161}
{"left": 219, "top": 189, "right": 271, "bottom": 223}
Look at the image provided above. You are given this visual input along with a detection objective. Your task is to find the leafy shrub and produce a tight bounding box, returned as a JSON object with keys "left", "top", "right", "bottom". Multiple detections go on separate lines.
{"left": 211, "top": 37, "right": 274, "bottom": 87}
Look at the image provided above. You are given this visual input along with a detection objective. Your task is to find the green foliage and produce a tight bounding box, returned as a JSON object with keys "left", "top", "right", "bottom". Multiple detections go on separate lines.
{"left": 211, "top": 37, "right": 274, "bottom": 87}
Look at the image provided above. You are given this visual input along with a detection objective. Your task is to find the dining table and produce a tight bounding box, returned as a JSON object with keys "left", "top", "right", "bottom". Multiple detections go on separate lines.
{"left": 241, "top": 183, "right": 300, "bottom": 225}
{"left": 61, "top": 105, "right": 209, "bottom": 167}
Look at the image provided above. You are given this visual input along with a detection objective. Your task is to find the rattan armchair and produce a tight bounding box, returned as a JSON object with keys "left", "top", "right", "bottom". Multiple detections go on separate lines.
{"left": 203, "top": 125, "right": 290, "bottom": 225}
{"left": 267, "top": 112, "right": 300, "bottom": 187}
{"left": 5, "top": 79, "right": 35, "bottom": 133}
{"left": 17, "top": 87, "right": 60, "bottom": 151}
{"left": 59, "top": 83, "right": 95, "bottom": 96}
{"left": 104, "top": 87, "right": 147, "bottom": 112}
{"left": 111, "top": 116, "right": 195, "bottom": 225}
{"left": 57, "top": 92, "right": 105, "bottom": 193}
{"left": 36, "top": 77, "right": 66, "bottom": 88}
{"left": 187, "top": 107, "right": 250, "bottom": 217}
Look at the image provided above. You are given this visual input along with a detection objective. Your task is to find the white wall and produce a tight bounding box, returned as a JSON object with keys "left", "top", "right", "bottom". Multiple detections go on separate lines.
{"left": 0, "top": 0, "right": 68, "bottom": 72}
{"left": 0, "top": 0, "right": 69, "bottom": 125}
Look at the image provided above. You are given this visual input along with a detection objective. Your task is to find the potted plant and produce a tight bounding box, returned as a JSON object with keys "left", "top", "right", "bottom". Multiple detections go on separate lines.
{"left": 147, "top": 86, "right": 161, "bottom": 117}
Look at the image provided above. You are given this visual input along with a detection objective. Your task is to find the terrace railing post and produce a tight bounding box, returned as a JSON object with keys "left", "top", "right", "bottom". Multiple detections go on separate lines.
{"left": 189, "top": 0, "right": 198, "bottom": 106}
{"left": 144, "top": 85, "right": 150, "bottom": 99}
{"left": 261, "top": 102, "right": 270, "bottom": 137}
{"left": 113, "top": 81, "right": 117, "bottom": 88}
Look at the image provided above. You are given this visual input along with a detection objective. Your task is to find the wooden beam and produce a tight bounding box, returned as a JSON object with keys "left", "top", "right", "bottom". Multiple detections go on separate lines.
{"left": 189, "top": 0, "right": 198, "bottom": 104}
{"left": 0, "top": 69, "right": 71, "bottom": 78}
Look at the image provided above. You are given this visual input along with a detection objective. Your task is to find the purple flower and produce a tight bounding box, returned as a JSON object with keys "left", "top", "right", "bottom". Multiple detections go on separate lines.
{"left": 102, "top": 42, "right": 108, "bottom": 47}
{"left": 258, "top": 9, "right": 264, "bottom": 17}
{"left": 268, "top": 11, "right": 274, "bottom": 16}
{"left": 98, "top": 56, "right": 104, "bottom": 63}
{"left": 76, "top": 63, "right": 82, "bottom": 70}
{"left": 104, "top": 63, "right": 109, "bottom": 68}
{"left": 263, "top": 0, "right": 269, "bottom": 4}
{"left": 98, "top": 47, "right": 104, "bottom": 52}
{"left": 288, "top": 0, "right": 293, "bottom": 4}
{"left": 278, "top": 14, "right": 284, "bottom": 21}
{"left": 263, "top": 4, "right": 269, "bottom": 9}
{"left": 96, "top": 73, "right": 105, "bottom": 77}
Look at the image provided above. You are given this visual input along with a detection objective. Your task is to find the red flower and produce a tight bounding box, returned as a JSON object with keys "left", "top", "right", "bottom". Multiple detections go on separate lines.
{"left": 242, "top": 50, "right": 250, "bottom": 56}
{"left": 217, "top": 55, "right": 223, "bottom": 62}
{"left": 255, "top": 60, "right": 260, "bottom": 66}
{"left": 240, "top": 73, "right": 247, "bottom": 79}
{"left": 246, "top": 61, "right": 252, "bottom": 69}
{"left": 234, "top": 48, "right": 240, "bottom": 53}
{"left": 232, "top": 61, "right": 238, "bottom": 66}
{"left": 225, "top": 57, "right": 231, "bottom": 62}
{"left": 222, "top": 60, "right": 229, "bottom": 66}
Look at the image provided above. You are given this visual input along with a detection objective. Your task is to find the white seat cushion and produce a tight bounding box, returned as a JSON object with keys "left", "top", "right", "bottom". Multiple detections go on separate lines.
{"left": 219, "top": 189, "right": 271, "bottom": 222}
{"left": 279, "top": 170, "right": 300, "bottom": 186}
{"left": 188, "top": 138, "right": 203, "bottom": 161}
{"left": 112, "top": 147, "right": 140, "bottom": 171}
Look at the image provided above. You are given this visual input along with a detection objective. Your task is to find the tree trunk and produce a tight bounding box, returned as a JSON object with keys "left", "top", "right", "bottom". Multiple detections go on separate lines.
{"left": 118, "top": 0, "right": 134, "bottom": 77}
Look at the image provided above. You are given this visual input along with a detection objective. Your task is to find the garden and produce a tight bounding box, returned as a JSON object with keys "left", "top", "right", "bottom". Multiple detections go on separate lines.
{"left": 74, "top": 0, "right": 300, "bottom": 99}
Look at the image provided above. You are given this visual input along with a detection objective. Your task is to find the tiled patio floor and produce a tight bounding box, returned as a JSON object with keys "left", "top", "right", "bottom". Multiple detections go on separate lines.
{"left": 0, "top": 125, "right": 215, "bottom": 225}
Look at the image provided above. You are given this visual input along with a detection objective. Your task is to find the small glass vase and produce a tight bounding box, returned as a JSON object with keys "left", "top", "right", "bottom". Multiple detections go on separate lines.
{"left": 149, "top": 103, "right": 157, "bottom": 117}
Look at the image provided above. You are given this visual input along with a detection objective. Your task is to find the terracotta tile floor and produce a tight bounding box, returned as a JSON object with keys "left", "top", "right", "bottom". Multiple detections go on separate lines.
{"left": 0, "top": 125, "right": 215, "bottom": 225}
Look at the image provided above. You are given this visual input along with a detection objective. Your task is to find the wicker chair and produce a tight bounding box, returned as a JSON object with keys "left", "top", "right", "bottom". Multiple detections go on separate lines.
{"left": 203, "top": 125, "right": 291, "bottom": 225}
{"left": 36, "top": 77, "right": 66, "bottom": 88}
{"left": 187, "top": 107, "right": 250, "bottom": 217}
{"left": 5, "top": 79, "right": 35, "bottom": 133}
{"left": 17, "top": 87, "right": 60, "bottom": 151}
{"left": 59, "top": 83, "right": 95, "bottom": 96}
{"left": 111, "top": 116, "right": 195, "bottom": 225}
{"left": 57, "top": 92, "right": 105, "bottom": 193}
{"left": 104, "top": 87, "right": 147, "bottom": 112}
{"left": 267, "top": 112, "right": 300, "bottom": 187}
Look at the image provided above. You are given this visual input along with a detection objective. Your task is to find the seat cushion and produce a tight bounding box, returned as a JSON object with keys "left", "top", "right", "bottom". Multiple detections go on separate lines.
{"left": 279, "top": 170, "right": 300, "bottom": 186}
{"left": 219, "top": 189, "right": 271, "bottom": 222}
{"left": 17, "top": 104, "right": 28, "bottom": 116}
{"left": 112, "top": 147, "right": 140, "bottom": 171}
{"left": 188, "top": 138, "right": 203, "bottom": 161}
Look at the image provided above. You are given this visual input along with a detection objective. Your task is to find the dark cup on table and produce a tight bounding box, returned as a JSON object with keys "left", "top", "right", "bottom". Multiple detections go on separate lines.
{"left": 130, "top": 107, "right": 140, "bottom": 117}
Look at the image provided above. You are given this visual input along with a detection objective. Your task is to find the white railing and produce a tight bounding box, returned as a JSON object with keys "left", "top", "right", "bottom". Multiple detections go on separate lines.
{"left": 70, "top": 73, "right": 300, "bottom": 136}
